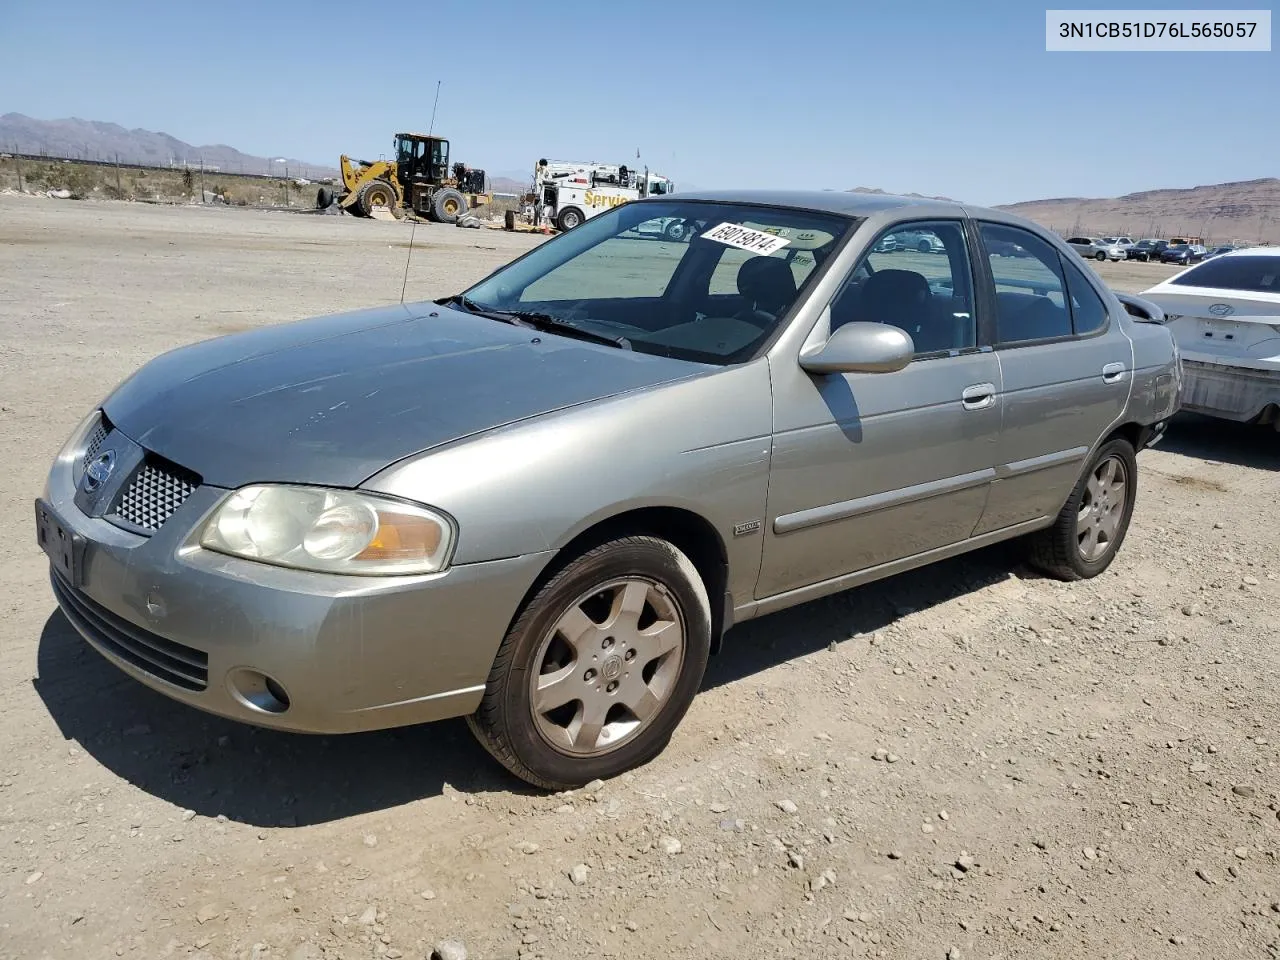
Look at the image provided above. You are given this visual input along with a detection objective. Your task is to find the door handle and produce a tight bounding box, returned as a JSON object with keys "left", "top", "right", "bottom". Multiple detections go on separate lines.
{"left": 1102, "top": 362, "right": 1127, "bottom": 383}
{"left": 961, "top": 382, "right": 996, "bottom": 410}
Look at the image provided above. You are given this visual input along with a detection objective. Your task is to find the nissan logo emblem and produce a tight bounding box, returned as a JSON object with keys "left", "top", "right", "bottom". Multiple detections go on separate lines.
{"left": 1208, "top": 303, "right": 1234, "bottom": 317}
{"left": 84, "top": 449, "right": 116, "bottom": 491}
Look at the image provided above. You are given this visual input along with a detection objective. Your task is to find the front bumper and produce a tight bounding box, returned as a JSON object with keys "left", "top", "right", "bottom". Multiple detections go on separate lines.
{"left": 39, "top": 445, "right": 553, "bottom": 735}
{"left": 1178, "top": 357, "right": 1280, "bottom": 422}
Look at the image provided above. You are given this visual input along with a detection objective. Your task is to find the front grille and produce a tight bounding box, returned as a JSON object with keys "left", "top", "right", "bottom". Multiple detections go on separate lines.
{"left": 112, "top": 459, "right": 200, "bottom": 532}
{"left": 82, "top": 417, "right": 109, "bottom": 470}
{"left": 51, "top": 570, "right": 209, "bottom": 691}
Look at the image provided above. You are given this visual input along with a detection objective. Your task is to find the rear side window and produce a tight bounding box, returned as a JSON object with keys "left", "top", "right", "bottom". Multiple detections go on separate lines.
{"left": 1170, "top": 255, "right": 1280, "bottom": 293}
{"left": 1062, "top": 259, "right": 1108, "bottom": 335}
{"left": 980, "top": 223, "right": 1072, "bottom": 344}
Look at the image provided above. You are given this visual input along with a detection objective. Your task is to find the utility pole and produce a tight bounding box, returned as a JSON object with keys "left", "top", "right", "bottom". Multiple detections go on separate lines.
{"left": 115, "top": 152, "right": 122, "bottom": 195}
{"left": 199, "top": 158, "right": 206, "bottom": 203}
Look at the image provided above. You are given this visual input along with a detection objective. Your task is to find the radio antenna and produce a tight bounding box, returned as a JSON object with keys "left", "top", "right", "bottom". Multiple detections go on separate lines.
{"left": 400, "top": 218, "right": 417, "bottom": 303}
{"left": 428, "top": 81, "right": 442, "bottom": 136}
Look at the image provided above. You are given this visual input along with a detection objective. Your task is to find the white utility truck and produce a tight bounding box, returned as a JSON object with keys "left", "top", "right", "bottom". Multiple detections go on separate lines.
{"left": 520, "top": 158, "right": 677, "bottom": 232}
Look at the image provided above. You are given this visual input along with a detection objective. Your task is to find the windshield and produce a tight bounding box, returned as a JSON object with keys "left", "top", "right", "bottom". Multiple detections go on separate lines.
{"left": 459, "top": 200, "right": 859, "bottom": 365}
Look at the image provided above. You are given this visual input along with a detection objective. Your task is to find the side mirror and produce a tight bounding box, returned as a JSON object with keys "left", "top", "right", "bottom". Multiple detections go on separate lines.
{"left": 1115, "top": 293, "right": 1166, "bottom": 324}
{"left": 799, "top": 321, "right": 915, "bottom": 375}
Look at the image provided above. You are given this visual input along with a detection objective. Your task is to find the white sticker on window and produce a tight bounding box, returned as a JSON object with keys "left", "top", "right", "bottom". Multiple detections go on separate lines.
{"left": 702, "top": 222, "right": 792, "bottom": 256}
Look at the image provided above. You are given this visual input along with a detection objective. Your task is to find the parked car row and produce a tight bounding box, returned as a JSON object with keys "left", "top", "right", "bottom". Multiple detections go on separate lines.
{"left": 1067, "top": 235, "right": 1244, "bottom": 266}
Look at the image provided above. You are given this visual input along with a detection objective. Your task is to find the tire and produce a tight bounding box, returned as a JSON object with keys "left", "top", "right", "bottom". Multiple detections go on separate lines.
{"left": 315, "top": 186, "right": 334, "bottom": 210}
{"left": 663, "top": 219, "right": 688, "bottom": 242}
{"left": 918, "top": 239, "right": 931, "bottom": 253}
{"left": 467, "top": 536, "right": 712, "bottom": 790}
{"left": 1095, "top": 251, "right": 1107, "bottom": 261}
{"left": 431, "top": 188, "right": 467, "bottom": 224}
{"left": 556, "top": 207, "right": 584, "bottom": 231}
{"left": 356, "top": 179, "right": 397, "bottom": 217}
{"left": 1025, "top": 437, "right": 1138, "bottom": 581}
{"left": 504, "top": 209, "right": 517, "bottom": 231}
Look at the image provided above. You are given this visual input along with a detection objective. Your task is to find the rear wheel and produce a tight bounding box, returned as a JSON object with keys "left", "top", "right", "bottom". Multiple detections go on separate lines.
{"left": 1025, "top": 437, "right": 1137, "bottom": 581}
{"left": 467, "top": 536, "right": 712, "bottom": 790}
{"left": 431, "top": 188, "right": 467, "bottom": 224}
{"left": 356, "top": 179, "right": 397, "bottom": 217}
{"left": 918, "top": 239, "right": 931, "bottom": 253}
{"left": 1095, "top": 250, "right": 1107, "bottom": 261}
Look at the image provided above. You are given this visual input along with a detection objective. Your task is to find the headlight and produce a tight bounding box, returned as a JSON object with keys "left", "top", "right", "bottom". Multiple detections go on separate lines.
{"left": 199, "top": 485, "right": 455, "bottom": 576}
{"left": 55, "top": 407, "right": 106, "bottom": 469}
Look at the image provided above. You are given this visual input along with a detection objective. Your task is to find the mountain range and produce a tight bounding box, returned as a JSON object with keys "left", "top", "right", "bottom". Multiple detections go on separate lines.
{"left": 4, "top": 114, "right": 1277, "bottom": 241}
{"left": 0, "top": 113, "right": 339, "bottom": 178}
{"left": 996, "top": 179, "right": 1280, "bottom": 244}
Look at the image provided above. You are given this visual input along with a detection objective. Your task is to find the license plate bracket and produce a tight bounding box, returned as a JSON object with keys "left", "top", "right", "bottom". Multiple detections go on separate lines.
{"left": 35, "top": 499, "right": 83, "bottom": 588}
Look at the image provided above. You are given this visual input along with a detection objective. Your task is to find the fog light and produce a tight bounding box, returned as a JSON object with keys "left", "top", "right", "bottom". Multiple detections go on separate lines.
{"left": 227, "top": 668, "right": 291, "bottom": 714}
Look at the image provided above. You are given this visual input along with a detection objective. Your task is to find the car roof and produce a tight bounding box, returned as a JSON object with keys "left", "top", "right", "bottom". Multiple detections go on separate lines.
{"left": 1216, "top": 245, "right": 1280, "bottom": 258}
{"left": 648, "top": 188, "right": 967, "bottom": 217}
{"left": 635, "top": 188, "right": 1086, "bottom": 238}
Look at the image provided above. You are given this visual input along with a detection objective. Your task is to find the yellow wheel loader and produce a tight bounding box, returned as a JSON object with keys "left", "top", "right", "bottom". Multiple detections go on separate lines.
{"left": 315, "top": 133, "right": 491, "bottom": 224}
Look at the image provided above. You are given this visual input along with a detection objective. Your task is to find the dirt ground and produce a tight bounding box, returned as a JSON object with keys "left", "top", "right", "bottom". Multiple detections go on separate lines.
{"left": 1, "top": 197, "right": 1278, "bottom": 960}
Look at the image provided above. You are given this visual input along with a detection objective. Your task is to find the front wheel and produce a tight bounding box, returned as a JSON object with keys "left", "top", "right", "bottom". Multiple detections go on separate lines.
{"left": 556, "top": 207, "right": 584, "bottom": 231}
{"left": 1095, "top": 250, "right": 1107, "bottom": 261}
{"left": 356, "top": 179, "right": 397, "bottom": 217}
{"left": 1024, "top": 437, "right": 1137, "bottom": 581}
{"left": 663, "top": 219, "right": 689, "bottom": 242}
{"left": 467, "top": 536, "right": 712, "bottom": 790}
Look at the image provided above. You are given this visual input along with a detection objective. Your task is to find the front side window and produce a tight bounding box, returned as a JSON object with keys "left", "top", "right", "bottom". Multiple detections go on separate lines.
{"left": 979, "top": 223, "right": 1072, "bottom": 344}
{"left": 827, "top": 219, "right": 976, "bottom": 356}
{"left": 461, "top": 201, "right": 858, "bottom": 365}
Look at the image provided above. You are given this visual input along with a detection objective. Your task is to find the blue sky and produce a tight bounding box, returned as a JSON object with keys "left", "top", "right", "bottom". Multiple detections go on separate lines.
{"left": 1, "top": 0, "right": 1275, "bottom": 205}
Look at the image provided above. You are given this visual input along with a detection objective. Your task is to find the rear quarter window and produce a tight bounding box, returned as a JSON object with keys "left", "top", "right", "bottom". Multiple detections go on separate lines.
{"left": 1170, "top": 256, "right": 1280, "bottom": 294}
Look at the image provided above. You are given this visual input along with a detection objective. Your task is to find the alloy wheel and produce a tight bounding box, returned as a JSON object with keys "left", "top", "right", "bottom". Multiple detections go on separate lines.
{"left": 1077, "top": 454, "right": 1128, "bottom": 561}
{"left": 529, "top": 577, "right": 685, "bottom": 757}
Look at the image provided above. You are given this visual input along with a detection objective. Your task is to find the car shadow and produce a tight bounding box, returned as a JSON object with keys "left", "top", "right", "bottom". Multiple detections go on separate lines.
{"left": 33, "top": 610, "right": 535, "bottom": 828}
{"left": 704, "top": 540, "right": 1028, "bottom": 690}
{"left": 34, "top": 540, "right": 1033, "bottom": 826}
{"left": 1155, "top": 412, "right": 1280, "bottom": 471}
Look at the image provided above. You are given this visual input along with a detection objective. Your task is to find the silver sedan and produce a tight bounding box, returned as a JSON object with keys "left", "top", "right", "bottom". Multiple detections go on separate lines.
{"left": 36, "top": 190, "right": 1181, "bottom": 789}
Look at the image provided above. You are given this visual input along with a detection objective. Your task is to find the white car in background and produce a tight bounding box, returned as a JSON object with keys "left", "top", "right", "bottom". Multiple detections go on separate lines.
{"left": 1139, "top": 247, "right": 1280, "bottom": 430}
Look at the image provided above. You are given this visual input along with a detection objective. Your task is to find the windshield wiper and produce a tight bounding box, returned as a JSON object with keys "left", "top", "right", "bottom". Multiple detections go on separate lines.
{"left": 442, "top": 294, "right": 537, "bottom": 329}
{"left": 442, "top": 296, "right": 632, "bottom": 350}
{"left": 503, "top": 311, "right": 634, "bottom": 351}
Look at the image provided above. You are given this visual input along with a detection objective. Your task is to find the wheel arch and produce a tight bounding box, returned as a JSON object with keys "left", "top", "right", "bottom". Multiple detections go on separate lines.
{"left": 512, "top": 506, "right": 731, "bottom": 655}
{"left": 1103, "top": 420, "right": 1151, "bottom": 453}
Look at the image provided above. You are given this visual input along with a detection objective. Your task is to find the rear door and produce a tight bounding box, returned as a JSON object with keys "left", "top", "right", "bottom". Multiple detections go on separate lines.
{"left": 971, "top": 221, "right": 1133, "bottom": 535}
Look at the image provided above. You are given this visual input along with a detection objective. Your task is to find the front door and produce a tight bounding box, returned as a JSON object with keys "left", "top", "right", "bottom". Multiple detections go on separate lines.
{"left": 757, "top": 218, "right": 1004, "bottom": 599}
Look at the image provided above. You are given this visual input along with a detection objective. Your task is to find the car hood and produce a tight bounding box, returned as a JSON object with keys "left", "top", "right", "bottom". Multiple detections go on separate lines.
{"left": 102, "top": 302, "right": 705, "bottom": 488}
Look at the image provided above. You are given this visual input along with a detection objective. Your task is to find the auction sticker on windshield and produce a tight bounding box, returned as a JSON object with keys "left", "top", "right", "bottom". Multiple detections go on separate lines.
{"left": 702, "top": 222, "right": 792, "bottom": 255}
